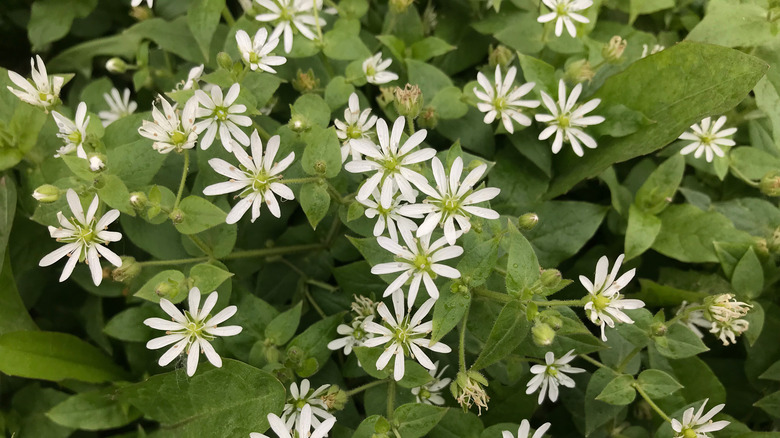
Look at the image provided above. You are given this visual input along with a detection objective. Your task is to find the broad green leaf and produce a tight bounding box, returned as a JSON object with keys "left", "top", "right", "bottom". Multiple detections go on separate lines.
{"left": 10, "top": 384, "right": 73, "bottom": 438}
{"left": 300, "top": 182, "right": 331, "bottom": 229}
{"left": 302, "top": 126, "right": 342, "bottom": 178}
{"left": 394, "top": 403, "right": 448, "bottom": 438}
{"left": 755, "top": 391, "right": 780, "bottom": 419}
{"left": 430, "top": 86, "right": 468, "bottom": 120}
{"left": 353, "top": 415, "right": 391, "bottom": 438}
{"left": 731, "top": 247, "right": 764, "bottom": 298}
{"left": 625, "top": 204, "right": 662, "bottom": 261}
{"left": 729, "top": 146, "right": 780, "bottom": 181}
{"left": 472, "top": 301, "right": 529, "bottom": 370}
{"left": 0, "top": 175, "right": 16, "bottom": 269}
{"left": 104, "top": 306, "right": 159, "bottom": 342}
{"left": 286, "top": 313, "right": 344, "bottom": 377}
{"left": 585, "top": 368, "right": 624, "bottom": 435}
{"left": 517, "top": 54, "right": 557, "bottom": 94}
{"left": 187, "top": 0, "right": 225, "bottom": 61}
{"left": 636, "top": 369, "right": 682, "bottom": 400}
{"left": 0, "top": 331, "right": 126, "bottom": 383}
{"left": 456, "top": 236, "right": 498, "bottom": 288}
{"left": 407, "top": 59, "right": 453, "bottom": 103}
{"left": 629, "top": 0, "right": 674, "bottom": 24}
{"left": 46, "top": 388, "right": 141, "bottom": 431}
{"left": 126, "top": 17, "right": 205, "bottom": 63}
{"left": 635, "top": 279, "right": 709, "bottom": 308}
{"left": 686, "top": 0, "right": 778, "bottom": 48}
{"left": 635, "top": 154, "right": 685, "bottom": 215}
{"left": 323, "top": 19, "right": 371, "bottom": 61}
{"left": 595, "top": 374, "right": 636, "bottom": 405}
{"left": 97, "top": 174, "right": 134, "bottom": 216}
{"left": 653, "top": 205, "right": 753, "bottom": 263}
{"left": 430, "top": 409, "right": 484, "bottom": 438}
{"left": 28, "top": 0, "right": 97, "bottom": 50}
{"left": 134, "top": 270, "right": 187, "bottom": 304}
{"left": 353, "top": 346, "right": 432, "bottom": 388}
{"left": 410, "top": 37, "right": 455, "bottom": 61}
{"left": 175, "top": 195, "right": 227, "bottom": 234}
{"left": 265, "top": 301, "right": 302, "bottom": 345}
{"left": 505, "top": 222, "right": 540, "bottom": 297}
{"left": 376, "top": 35, "right": 406, "bottom": 63}
{"left": 48, "top": 33, "right": 143, "bottom": 77}
{"left": 118, "top": 360, "right": 285, "bottom": 437}
{"left": 0, "top": 256, "right": 37, "bottom": 335}
{"left": 337, "top": 0, "right": 369, "bottom": 19}
{"left": 107, "top": 139, "right": 167, "bottom": 189}
{"left": 653, "top": 324, "right": 709, "bottom": 359}
{"left": 760, "top": 360, "right": 780, "bottom": 382}
{"left": 525, "top": 201, "right": 608, "bottom": 267}
{"left": 547, "top": 42, "right": 767, "bottom": 197}
{"left": 189, "top": 263, "right": 233, "bottom": 294}
{"left": 324, "top": 76, "right": 355, "bottom": 110}
{"left": 292, "top": 94, "right": 331, "bottom": 129}
{"left": 242, "top": 72, "right": 283, "bottom": 109}
{"left": 590, "top": 104, "right": 652, "bottom": 139}
{"left": 431, "top": 284, "right": 470, "bottom": 343}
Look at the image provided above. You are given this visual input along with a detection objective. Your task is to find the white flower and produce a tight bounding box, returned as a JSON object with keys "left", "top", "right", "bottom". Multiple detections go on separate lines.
{"left": 144, "top": 287, "right": 242, "bottom": 377}
{"left": 537, "top": 0, "right": 592, "bottom": 38}
{"left": 328, "top": 315, "right": 375, "bottom": 355}
{"left": 335, "top": 93, "right": 378, "bottom": 162}
{"left": 351, "top": 294, "right": 378, "bottom": 318}
{"left": 38, "top": 189, "right": 122, "bottom": 286}
{"left": 131, "top": 0, "right": 153, "bottom": 7}
{"left": 710, "top": 318, "right": 749, "bottom": 346}
{"left": 671, "top": 399, "right": 730, "bottom": 438}
{"left": 359, "top": 178, "right": 419, "bottom": 242}
{"left": 676, "top": 301, "right": 711, "bottom": 339}
{"left": 138, "top": 95, "right": 199, "bottom": 154}
{"left": 7, "top": 55, "right": 63, "bottom": 111}
{"left": 502, "top": 420, "right": 552, "bottom": 438}
{"left": 473, "top": 66, "right": 539, "bottom": 134}
{"left": 678, "top": 116, "right": 737, "bottom": 163}
{"left": 525, "top": 349, "right": 585, "bottom": 404}
{"left": 371, "top": 227, "right": 462, "bottom": 305}
{"left": 344, "top": 116, "right": 435, "bottom": 203}
{"left": 203, "top": 131, "right": 295, "bottom": 222}
{"left": 99, "top": 88, "right": 137, "bottom": 127}
{"left": 52, "top": 102, "right": 90, "bottom": 159}
{"left": 236, "top": 28, "right": 287, "bottom": 73}
{"left": 363, "top": 290, "right": 452, "bottom": 381}
{"left": 707, "top": 294, "right": 752, "bottom": 324}
{"left": 362, "top": 53, "right": 399, "bottom": 85}
{"left": 251, "top": 404, "right": 336, "bottom": 438}
{"left": 535, "top": 79, "right": 604, "bottom": 157}
{"left": 411, "top": 362, "right": 451, "bottom": 405}
{"left": 88, "top": 155, "right": 105, "bottom": 172}
{"left": 194, "top": 83, "right": 252, "bottom": 151}
{"left": 182, "top": 64, "right": 204, "bottom": 90}
{"left": 580, "top": 254, "right": 644, "bottom": 341}
{"left": 281, "top": 380, "right": 333, "bottom": 431}
{"left": 400, "top": 156, "right": 500, "bottom": 245}
{"left": 641, "top": 44, "right": 664, "bottom": 58}
{"left": 255, "top": 0, "right": 326, "bottom": 54}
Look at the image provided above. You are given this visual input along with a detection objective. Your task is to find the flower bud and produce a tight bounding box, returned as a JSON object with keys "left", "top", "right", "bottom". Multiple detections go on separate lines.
{"left": 265, "top": 344, "right": 281, "bottom": 363}
{"left": 217, "top": 52, "right": 234, "bottom": 70}
{"left": 105, "top": 57, "right": 128, "bottom": 73}
{"left": 130, "top": 5, "right": 153, "bottom": 20}
{"left": 539, "top": 309, "right": 563, "bottom": 330}
{"left": 488, "top": 44, "right": 515, "bottom": 69}
{"left": 169, "top": 208, "right": 184, "bottom": 224}
{"left": 112, "top": 256, "right": 141, "bottom": 283}
{"left": 292, "top": 69, "right": 320, "bottom": 94}
{"left": 287, "top": 346, "right": 305, "bottom": 363}
{"left": 651, "top": 321, "right": 668, "bottom": 337}
{"left": 451, "top": 370, "right": 490, "bottom": 414}
{"left": 314, "top": 160, "right": 327, "bottom": 175}
{"left": 389, "top": 0, "right": 415, "bottom": 13}
{"left": 288, "top": 114, "right": 309, "bottom": 132}
{"left": 540, "top": 269, "right": 561, "bottom": 289}
{"left": 32, "top": 184, "right": 60, "bottom": 203}
{"left": 518, "top": 213, "right": 539, "bottom": 230}
{"left": 393, "top": 84, "right": 423, "bottom": 119}
{"left": 602, "top": 36, "right": 627, "bottom": 64}
{"left": 564, "top": 59, "right": 594, "bottom": 84}
{"left": 760, "top": 170, "right": 780, "bottom": 197}
{"left": 155, "top": 278, "right": 182, "bottom": 299}
{"left": 321, "top": 385, "right": 348, "bottom": 411}
{"left": 417, "top": 106, "right": 438, "bottom": 129}
{"left": 129, "top": 192, "right": 148, "bottom": 210}
{"left": 532, "top": 322, "right": 556, "bottom": 346}
{"left": 88, "top": 154, "right": 106, "bottom": 172}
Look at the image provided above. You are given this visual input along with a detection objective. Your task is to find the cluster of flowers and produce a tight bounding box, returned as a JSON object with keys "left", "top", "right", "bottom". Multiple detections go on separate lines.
{"left": 679, "top": 294, "right": 753, "bottom": 346}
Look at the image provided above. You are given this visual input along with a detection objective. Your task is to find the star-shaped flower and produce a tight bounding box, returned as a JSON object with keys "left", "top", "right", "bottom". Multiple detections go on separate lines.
{"left": 502, "top": 420, "right": 552, "bottom": 438}
{"left": 678, "top": 116, "right": 736, "bottom": 163}
{"left": 535, "top": 79, "right": 604, "bottom": 157}
{"left": 359, "top": 178, "right": 420, "bottom": 242}
{"left": 537, "top": 0, "right": 592, "bottom": 38}
{"left": 526, "top": 349, "right": 585, "bottom": 404}
{"left": 194, "top": 83, "right": 252, "bottom": 151}
{"left": 335, "top": 93, "right": 378, "bottom": 162}
{"left": 671, "top": 399, "right": 730, "bottom": 438}
{"left": 7, "top": 55, "right": 64, "bottom": 111}
{"left": 138, "top": 95, "right": 199, "bottom": 154}
{"left": 474, "top": 66, "right": 539, "bottom": 134}
{"left": 362, "top": 53, "right": 399, "bottom": 85}
{"left": 255, "top": 0, "right": 326, "bottom": 54}
{"left": 236, "top": 28, "right": 287, "bottom": 73}
{"left": 52, "top": 102, "right": 90, "bottom": 159}
{"left": 99, "top": 88, "right": 137, "bottom": 127}
{"left": 281, "top": 380, "right": 333, "bottom": 430}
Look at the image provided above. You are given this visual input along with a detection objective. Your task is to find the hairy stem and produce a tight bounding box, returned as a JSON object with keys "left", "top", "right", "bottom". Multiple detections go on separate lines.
{"left": 173, "top": 149, "right": 190, "bottom": 210}
{"left": 345, "top": 379, "right": 387, "bottom": 397}
{"left": 634, "top": 384, "right": 672, "bottom": 423}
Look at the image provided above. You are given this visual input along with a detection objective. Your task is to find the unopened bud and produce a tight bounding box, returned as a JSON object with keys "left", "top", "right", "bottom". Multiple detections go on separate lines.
{"left": 169, "top": 208, "right": 184, "bottom": 224}
{"left": 287, "top": 346, "right": 304, "bottom": 363}
{"left": 377, "top": 87, "right": 395, "bottom": 108}
{"left": 130, "top": 192, "right": 148, "bottom": 210}
{"left": 112, "top": 256, "right": 141, "bottom": 283}
{"left": 760, "top": 170, "right": 780, "bottom": 197}
{"left": 564, "top": 59, "right": 594, "bottom": 84}
{"left": 288, "top": 114, "right": 309, "bottom": 132}
{"left": 417, "top": 106, "right": 438, "bottom": 129}
{"left": 88, "top": 154, "right": 106, "bottom": 172}
{"left": 106, "top": 57, "right": 128, "bottom": 73}
{"left": 450, "top": 279, "right": 470, "bottom": 296}
{"left": 32, "top": 184, "right": 60, "bottom": 203}
{"left": 321, "top": 385, "right": 348, "bottom": 410}
{"left": 540, "top": 269, "right": 561, "bottom": 289}
{"left": 754, "top": 237, "right": 769, "bottom": 257}
{"left": 265, "top": 344, "right": 281, "bottom": 363}
{"left": 374, "top": 416, "right": 392, "bottom": 434}
{"left": 532, "top": 322, "right": 556, "bottom": 346}
{"left": 518, "top": 213, "right": 538, "bottom": 230}
{"left": 602, "top": 36, "right": 627, "bottom": 63}
{"left": 314, "top": 160, "right": 327, "bottom": 174}
{"left": 389, "top": 0, "right": 415, "bottom": 13}
{"left": 539, "top": 309, "right": 563, "bottom": 330}
{"left": 155, "top": 278, "right": 181, "bottom": 299}
{"left": 292, "top": 69, "right": 320, "bottom": 94}
{"left": 393, "top": 84, "right": 423, "bottom": 119}
{"left": 217, "top": 52, "right": 233, "bottom": 70}
{"left": 488, "top": 44, "right": 515, "bottom": 69}
{"left": 651, "top": 322, "right": 667, "bottom": 337}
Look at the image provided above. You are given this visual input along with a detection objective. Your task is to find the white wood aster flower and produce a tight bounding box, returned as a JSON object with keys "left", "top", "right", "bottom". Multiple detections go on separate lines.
{"left": 251, "top": 404, "right": 336, "bottom": 438}
{"left": 138, "top": 95, "right": 199, "bottom": 154}
{"left": 52, "top": 102, "right": 90, "bottom": 159}
{"left": 535, "top": 79, "right": 604, "bottom": 157}
{"left": 580, "top": 254, "right": 644, "bottom": 341}
{"left": 204, "top": 131, "right": 295, "bottom": 223}
{"left": 255, "top": 0, "right": 326, "bottom": 54}
{"left": 236, "top": 28, "right": 287, "bottom": 73}
{"left": 363, "top": 290, "right": 452, "bottom": 381}
{"left": 281, "top": 380, "right": 333, "bottom": 430}
{"left": 335, "top": 93, "right": 378, "bottom": 162}
{"left": 362, "top": 53, "right": 399, "bottom": 85}
{"left": 678, "top": 116, "right": 736, "bottom": 163}
{"left": 99, "top": 88, "right": 137, "bottom": 127}
{"left": 537, "top": 0, "right": 592, "bottom": 38}
{"left": 39, "top": 189, "right": 122, "bottom": 286}
{"left": 474, "top": 66, "right": 539, "bottom": 134}
{"left": 194, "top": 83, "right": 252, "bottom": 151}
{"left": 144, "top": 287, "right": 242, "bottom": 377}
{"left": 502, "top": 420, "right": 552, "bottom": 438}
{"left": 7, "top": 55, "right": 63, "bottom": 111}
{"left": 371, "top": 227, "right": 463, "bottom": 306}
{"left": 671, "top": 399, "right": 730, "bottom": 438}
{"left": 525, "top": 349, "right": 585, "bottom": 404}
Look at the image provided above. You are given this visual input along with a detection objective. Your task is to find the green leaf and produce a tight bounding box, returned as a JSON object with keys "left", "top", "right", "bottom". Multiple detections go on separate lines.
{"left": 107, "top": 139, "right": 167, "bottom": 189}
{"left": 430, "top": 87, "right": 468, "bottom": 120}
{"left": 302, "top": 126, "right": 342, "bottom": 178}
{"left": 394, "top": 403, "right": 448, "bottom": 438}
{"left": 625, "top": 204, "right": 662, "bottom": 261}
{"left": 590, "top": 104, "right": 652, "bottom": 139}
{"left": 635, "top": 154, "right": 685, "bottom": 215}
{"left": 755, "top": 391, "right": 780, "bottom": 419}
{"left": 653, "top": 324, "right": 709, "bottom": 359}
{"left": 10, "top": 384, "right": 73, "bottom": 438}
{"left": 431, "top": 285, "right": 470, "bottom": 343}
{"left": 525, "top": 201, "right": 608, "bottom": 267}
{"left": 104, "top": 306, "right": 159, "bottom": 342}
{"left": 28, "top": 0, "right": 97, "bottom": 50}
{"left": 0, "top": 255, "right": 37, "bottom": 335}
{"left": 324, "top": 76, "right": 355, "bottom": 110}
{"left": 189, "top": 263, "right": 234, "bottom": 293}
{"left": 760, "top": 360, "right": 780, "bottom": 382}
{"left": 410, "top": 37, "right": 455, "bottom": 61}
{"left": 0, "top": 331, "right": 126, "bottom": 383}
{"left": 97, "top": 174, "right": 134, "bottom": 216}
{"left": 0, "top": 175, "right": 16, "bottom": 271}
{"left": 300, "top": 182, "right": 331, "bottom": 229}
{"left": 118, "top": 360, "right": 285, "bottom": 437}
{"left": 46, "top": 388, "right": 141, "bottom": 431}
{"left": 323, "top": 19, "right": 371, "bottom": 61}
{"left": 175, "top": 195, "right": 227, "bottom": 234}
{"left": 731, "top": 247, "right": 764, "bottom": 299}
{"left": 354, "top": 346, "right": 391, "bottom": 379}
{"left": 286, "top": 313, "right": 344, "bottom": 377}
{"left": 547, "top": 42, "right": 767, "bottom": 197}
{"left": 126, "top": 17, "right": 205, "bottom": 63}
{"left": 729, "top": 147, "right": 780, "bottom": 181}
{"left": 134, "top": 270, "right": 187, "bottom": 304}
{"left": 517, "top": 54, "right": 557, "bottom": 95}
{"left": 472, "top": 301, "right": 530, "bottom": 370}
{"left": 293, "top": 94, "right": 331, "bottom": 128}
{"left": 337, "top": 0, "right": 369, "bottom": 19}
{"left": 265, "top": 302, "right": 302, "bottom": 345}
{"left": 376, "top": 35, "right": 407, "bottom": 63}
{"left": 629, "top": 0, "right": 674, "bottom": 23}
{"left": 585, "top": 368, "right": 624, "bottom": 435}
{"left": 653, "top": 204, "right": 753, "bottom": 263}
{"left": 687, "top": 0, "right": 778, "bottom": 48}
{"left": 456, "top": 236, "right": 498, "bottom": 288}
{"left": 407, "top": 59, "right": 453, "bottom": 102}
{"left": 187, "top": 0, "right": 225, "bottom": 61}
{"left": 636, "top": 369, "right": 682, "bottom": 399}
{"left": 505, "top": 222, "right": 540, "bottom": 296}
{"left": 430, "top": 409, "right": 484, "bottom": 438}
{"left": 595, "top": 374, "right": 636, "bottom": 405}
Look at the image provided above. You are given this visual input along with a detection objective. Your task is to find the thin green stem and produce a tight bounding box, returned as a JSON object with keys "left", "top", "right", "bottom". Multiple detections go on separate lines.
{"left": 345, "top": 379, "right": 387, "bottom": 397}
{"left": 188, "top": 234, "right": 215, "bottom": 259}
{"left": 634, "top": 384, "right": 672, "bottom": 423}
{"left": 325, "top": 216, "right": 341, "bottom": 246}
{"left": 535, "top": 299, "right": 587, "bottom": 307}
{"left": 137, "top": 256, "right": 211, "bottom": 267}
{"left": 305, "top": 287, "right": 328, "bottom": 318}
{"left": 173, "top": 149, "right": 190, "bottom": 210}
{"left": 493, "top": 266, "right": 507, "bottom": 276}
{"left": 282, "top": 177, "right": 321, "bottom": 185}
{"left": 387, "top": 380, "right": 396, "bottom": 420}
{"left": 459, "top": 303, "right": 471, "bottom": 372}
{"left": 405, "top": 116, "right": 416, "bottom": 135}
{"left": 579, "top": 354, "right": 608, "bottom": 369}
{"left": 473, "top": 288, "right": 514, "bottom": 303}
{"left": 616, "top": 347, "right": 641, "bottom": 373}
{"left": 221, "top": 6, "right": 236, "bottom": 26}
{"left": 307, "top": 279, "right": 339, "bottom": 292}
{"left": 222, "top": 243, "right": 325, "bottom": 260}
{"left": 252, "top": 122, "right": 272, "bottom": 141}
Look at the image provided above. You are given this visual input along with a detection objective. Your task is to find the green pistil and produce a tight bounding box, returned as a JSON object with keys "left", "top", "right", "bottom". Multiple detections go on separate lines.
{"left": 170, "top": 130, "right": 187, "bottom": 146}
{"left": 295, "top": 398, "right": 307, "bottom": 409}
{"left": 214, "top": 106, "right": 229, "bottom": 122}
{"left": 249, "top": 52, "right": 260, "bottom": 64}
{"left": 556, "top": 3, "right": 567, "bottom": 15}
{"left": 546, "top": 365, "right": 559, "bottom": 377}
{"left": 346, "top": 125, "right": 362, "bottom": 139}
{"left": 682, "top": 428, "right": 697, "bottom": 438}
{"left": 592, "top": 294, "right": 611, "bottom": 312}
{"left": 250, "top": 169, "right": 277, "bottom": 194}
{"left": 556, "top": 114, "right": 571, "bottom": 129}
{"left": 67, "top": 131, "right": 82, "bottom": 145}
{"left": 419, "top": 388, "right": 432, "bottom": 400}
{"left": 413, "top": 253, "right": 430, "bottom": 272}
{"left": 366, "top": 65, "right": 377, "bottom": 77}
{"left": 181, "top": 310, "right": 215, "bottom": 342}
{"left": 699, "top": 134, "right": 714, "bottom": 145}
{"left": 493, "top": 97, "right": 506, "bottom": 111}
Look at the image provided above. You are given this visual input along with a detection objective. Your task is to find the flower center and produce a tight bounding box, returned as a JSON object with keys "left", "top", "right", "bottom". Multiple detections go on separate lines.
{"left": 682, "top": 428, "right": 697, "bottom": 438}
{"left": 556, "top": 114, "right": 571, "bottom": 129}
{"left": 698, "top": 134, "right": 714, "bottom": 145}
{"left": 413, "top": 253, "right": 430, "bottom": 272}
{"left": 546, "top": 365, "right": 559, "bottom": 377}
{"left": 170, "top": 130, "right": 188, "bottom": 146}
{"left": 346, "top": 125, "right": 363, "bottom": 139}
{"left": 493, "top": 97, "right": 506, "bottom": 111}
{"left": 215, "top": 106, "right": 229, "bottom": 122}
{"left": 181, "top": 311, "right": 214, "bottom": 342}
{"left": 592, "top": 294, "right": 611, "bottom": 312}
{"left": 251, "top": 169, "right": 276, "bottom": 194}
{"left": 366, "top": 65, "right": 377, "bottom": 77}
{"left": 67, "top": 131, "right": 82, "bottom": 145}
{"left": 419, "top": 388, "right": 432, "bottom": 400}
{"left": 249, "top": 52, "right": 260, "bottom": 64}
{"left": 556, "top": 3, "right": 568, "bottom": 15}
{"left": 295, "top": 398, "right": 307, "bottom": 409}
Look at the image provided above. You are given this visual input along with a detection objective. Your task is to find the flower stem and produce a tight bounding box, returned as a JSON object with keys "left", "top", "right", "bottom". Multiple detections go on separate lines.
{"left": 579, "top": 354, "right": 608, "bottom": 369}
{"left": 307, "top": 279, "right": 339, "bottom": 292}
{"left": 634, "top": 383, "right": 672, "bottom": 423}
{"left": 535, "top": 299, "right": 587, "bottom": 307}
{"left": 345, "top": 379, "right": 387, "bottom": 397}
{"left": 137, "top": 256, "right": 211, "bottom": 267}
{"left": 282, "top": 177, "right": 322, "bottom": 185}
{"left": 406, "top": 116, "right": 416, "bottom": 135}
{"left": 305, "top": 287, "right": 328, "bottom": 318}
{"left": 387, "top": 380, "right": 396, "bottom": 420}
{"left": 666, "top": 304, "right": 707, "bottom": 326}
{"left": 729, "top": 165, "right": 760, "bottom": 188}
{"left": 459, "top": 303, "right": 471, "bottom": 373}
{"left": 473, "top": 288, "right": 514, "bottom": 303}
{"left": 222, "top": 243, "right": 325, "bottom": 260}
{"left": 221, "top": 6, "right": 235, "bottom": 26}
{"left": 616, "top": 347, "right": 641, "bottom": 373}
{"left": 493, "top": 266, "right": 507, "bottom": 276}
{"left": 173, "top": 149, "right": 190, "bottom": 210}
